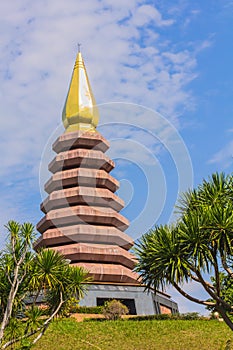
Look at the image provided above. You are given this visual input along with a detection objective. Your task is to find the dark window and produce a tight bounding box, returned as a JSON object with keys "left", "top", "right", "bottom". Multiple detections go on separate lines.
{"left": 97, "top": 297, "right": 137, "bottom": 315}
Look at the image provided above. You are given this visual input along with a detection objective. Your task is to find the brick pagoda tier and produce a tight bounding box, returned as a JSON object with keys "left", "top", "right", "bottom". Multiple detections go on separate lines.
{"left": 36, "top": 130, "right": 139, "bottom": 285}
{"left": 35, "top": 50, "right": 178, "bottom": 315}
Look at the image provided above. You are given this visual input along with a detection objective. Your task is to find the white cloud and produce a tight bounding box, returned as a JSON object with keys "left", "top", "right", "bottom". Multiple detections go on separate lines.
{"left": 132, "top": 5, "right": 174, "bottom": 27}
{"left": 0, "top": 0, "right": 205, "bottom": 180}
{"left": 209, "top": 140, "right": 233, "bottom": 169}
{"left": 0, "top": 0, "right": 212, "bottom": 247}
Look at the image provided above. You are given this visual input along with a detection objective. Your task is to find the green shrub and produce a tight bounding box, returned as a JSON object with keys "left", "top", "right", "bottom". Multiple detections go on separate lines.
{"left": 128, "top": 312, "right": 205, "bottom": 322}
{"left": 129, "top": 314, "right": 171, "bottom": 321}
{"left": 178, "top": 312, "right": 201, "bottom": 320}
{"left": 103, "top": 300, "right": 129, "bottom": 320}
{"left": 72, "top": 305, "right": 103, "bottom": 314}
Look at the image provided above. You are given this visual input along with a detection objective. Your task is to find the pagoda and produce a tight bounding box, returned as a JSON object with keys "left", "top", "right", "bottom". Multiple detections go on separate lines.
{"left": 35, "top": 50, "right": 178, "bottom": 315}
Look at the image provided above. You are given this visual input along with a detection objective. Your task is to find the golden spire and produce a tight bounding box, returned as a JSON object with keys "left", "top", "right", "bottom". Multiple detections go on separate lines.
{"left": 62, "top": 49, "right": 99, "bottom": 133}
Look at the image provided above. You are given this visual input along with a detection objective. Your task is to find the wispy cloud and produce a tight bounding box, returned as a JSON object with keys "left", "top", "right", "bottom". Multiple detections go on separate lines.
{"left": 131, "top": 5, "right": 174, "bottom": 27}
{"left": 0, "top": 0, "right": 210, "bottom": 235}
{"left": 209, "top": 140, "right": 233, "bottom": 169}
{"left": 166, "top": 282, "right": 209, "bottom": 315}
{"left": 0, "top": 1, "right": 209, "bottom": 175}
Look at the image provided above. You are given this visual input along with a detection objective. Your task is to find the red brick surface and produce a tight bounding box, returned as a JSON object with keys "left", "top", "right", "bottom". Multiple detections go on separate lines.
{"left": 37, "top": 131, "right": 139, "bottom": 284}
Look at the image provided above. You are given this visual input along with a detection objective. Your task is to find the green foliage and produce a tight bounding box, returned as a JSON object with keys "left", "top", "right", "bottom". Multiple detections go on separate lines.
{"left": 0, "top": 221, "right": 90, "bottom": 349}
{"left": 4, "top": 317, "right": 22, "bottom": 343}
{"left": 135, "top": 172, "right": 233, "bottom": 331}
{"left": 207, "top": 273, "right": 233, "bottom": 313}
{"left": 29, "top": 248, "right": 68, "bottom": 291}
{"left": 177, "top": 312, "right": 202, "bottom": 320}
{"left": 102, "top": 300, "right": 129, "bottom": 320}
{"left": 24, "top": 306, "right": 44, "bottom": 334}
{"left": 18, "top": 339, "right": 33, "bottom": 350}
{"left": 72, "top": 305, "right": 103, "bottom": 314}
{"left": 0, "top": 221, "right": 35, "bottom": 321}
{"left": 45, "top": 264, "right": 90, "bottom": 317}
{"left": 124, "top": 312, "right": 203, "bottom": 322}
{"left": 135, "top": 225, "right": 190, "bottom": 291}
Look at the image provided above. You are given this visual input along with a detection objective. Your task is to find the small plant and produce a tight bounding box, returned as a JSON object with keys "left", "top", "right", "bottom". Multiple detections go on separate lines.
{"left": 103, "top": 300, "right": 129, "bottom": 320}
{"left": 75, "top": 306, "right": 103, "bottom": 314}
{"left": 126, "top": 312, "right": 205, "bottom": 322}
{"left": 178, "top": 312, "right": 201, "bottom": 320}
{"left": 19, "top": 339, "right": 33, "bottom": 349}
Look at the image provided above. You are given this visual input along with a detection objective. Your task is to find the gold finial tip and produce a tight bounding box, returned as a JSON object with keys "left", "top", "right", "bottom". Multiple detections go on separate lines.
{"left": 78, "top": 43, "right": 81, "bottom": 53}
{"left": 62, "top": 49, "right": 99, "bottom": 133}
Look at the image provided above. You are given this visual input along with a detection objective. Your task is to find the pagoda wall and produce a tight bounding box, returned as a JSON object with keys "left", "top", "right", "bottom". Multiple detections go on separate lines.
{"left": 35, "top": 131, "right": 140, "bottom": 285}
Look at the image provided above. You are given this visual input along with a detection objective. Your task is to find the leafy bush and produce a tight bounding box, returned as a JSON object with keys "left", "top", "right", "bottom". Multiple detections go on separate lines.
{"left": 103, "top": 300, "right": 129, "bottom": 320}
{"left": 178, "top": 312, "right": 201, "bottom": 320}
{"left": 128, "top": 312, "right": 206, "bottom": 321}
{"left": 129, "top": 314, "right": 171, "bottom": 321}
{"left": 71, "top": 305, "right": 103, "bottom": 314}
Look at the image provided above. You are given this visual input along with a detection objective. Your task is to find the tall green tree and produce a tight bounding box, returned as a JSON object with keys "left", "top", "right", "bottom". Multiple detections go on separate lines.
{"left": 135, "top": 172, "right": 233, "bottom": 331}
{"left": 0, "top": 221, "right": 90, "bottom": 349}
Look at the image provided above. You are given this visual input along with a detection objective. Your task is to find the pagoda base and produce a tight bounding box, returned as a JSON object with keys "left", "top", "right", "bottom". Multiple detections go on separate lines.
{"left": 79, "top": 283, "right": 179, "bottom": 315}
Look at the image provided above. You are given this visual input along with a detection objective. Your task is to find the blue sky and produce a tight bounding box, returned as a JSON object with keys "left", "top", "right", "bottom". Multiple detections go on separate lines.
{"left": 0, "top": 0, "right": 232, "bottom": 314}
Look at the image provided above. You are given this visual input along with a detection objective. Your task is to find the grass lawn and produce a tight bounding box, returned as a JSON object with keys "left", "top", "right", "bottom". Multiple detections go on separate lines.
{"left": 33, "top": 317, "right": 233, "bottom": 350}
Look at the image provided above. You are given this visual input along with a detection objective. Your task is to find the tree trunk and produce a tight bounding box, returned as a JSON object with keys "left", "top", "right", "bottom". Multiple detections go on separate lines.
{"left": 0, "top": 264, "right": 20, "bottom": 343}
{"left": 216, "top": 305, "right": 233, "bottom": 332}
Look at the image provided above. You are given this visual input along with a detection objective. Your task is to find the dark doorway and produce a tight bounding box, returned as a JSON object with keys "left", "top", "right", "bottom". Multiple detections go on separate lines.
{"left": 97, "top": 298, "right": 137, "bottom": 315}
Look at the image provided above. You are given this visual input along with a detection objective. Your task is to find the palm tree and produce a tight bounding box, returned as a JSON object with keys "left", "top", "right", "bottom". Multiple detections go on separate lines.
{"left": 0, "top": 222, "right": 35, "bottom": 344}
{"left": 46, "top": 265, "right": 91, "bottom": 317}
{"left": 0, "top": 221, "right": 90, "bottom": 348}
{"left": 29, "top": 249, "right": 68, "bottom": 296}
{"left": 135, "top": 172, "right": 233, "bottom": 331}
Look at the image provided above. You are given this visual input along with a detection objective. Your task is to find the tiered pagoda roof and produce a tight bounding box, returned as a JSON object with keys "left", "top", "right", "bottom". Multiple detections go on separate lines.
{"left": 35, "top": 50, "right": 139, "bottom": 285}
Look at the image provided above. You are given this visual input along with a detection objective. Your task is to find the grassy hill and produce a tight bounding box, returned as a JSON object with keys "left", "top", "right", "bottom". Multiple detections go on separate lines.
{"left": 33, "top": 317, "right": 233, "bottom": 350}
